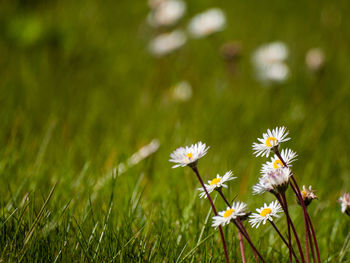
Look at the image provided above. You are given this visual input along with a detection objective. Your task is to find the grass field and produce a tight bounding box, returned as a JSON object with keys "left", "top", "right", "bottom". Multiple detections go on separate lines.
{"left": 1, "top": 0, "right": 350, "bottom": 262}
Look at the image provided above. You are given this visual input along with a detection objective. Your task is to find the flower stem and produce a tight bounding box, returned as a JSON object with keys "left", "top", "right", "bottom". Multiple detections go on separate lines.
{"left": 238, "top": 231, "right": 246, "bottom": 263}
{"left": 236, "top": 218, "right": 258, "bottom": 262}
{"left": 234, "top": 220, "right": 266, "bottom": 263}
{"left": 217, "top": 189, "right": 247, "bottom": 263}
{"left": 275, "top": 149, "right": 320, "bottom": 263}
{"left": 217, "top": 189, "right": 263, "bottom": 260}
{"left": 306, "top": 208, "right": 316, "bottom": 263}
{"left": 192, "top": 167, "right": 230, "bottom": 263}
{"left": 275, "top": 193, "right": 305, "bottom": 263}
{"left": 281, "top": 192, "right": 293, "bottom": 263}
{"left": 304, "top": 204, "right": 320, "bottom": 263}
{"left": 269, "top": 220, "right": 299, "bottom": 262}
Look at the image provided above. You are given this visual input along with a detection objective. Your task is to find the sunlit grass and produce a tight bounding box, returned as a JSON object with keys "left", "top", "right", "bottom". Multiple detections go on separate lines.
{"left": 0, "top": 0, "right": 349, "bottom": 261}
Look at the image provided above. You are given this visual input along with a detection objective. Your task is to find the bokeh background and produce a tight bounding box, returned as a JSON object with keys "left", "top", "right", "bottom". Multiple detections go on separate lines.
{"left": 1, "top": 0, "right": 349, "bottom": 261}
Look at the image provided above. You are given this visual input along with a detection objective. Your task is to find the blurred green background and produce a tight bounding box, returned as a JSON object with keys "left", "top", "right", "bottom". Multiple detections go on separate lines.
{"left": 0, "top": 0, "right": 349, "bottom": 262}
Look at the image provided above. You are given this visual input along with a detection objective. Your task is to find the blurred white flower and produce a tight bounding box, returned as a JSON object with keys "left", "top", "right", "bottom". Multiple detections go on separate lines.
{"left": 198, "top": 171, "right": 237, "bottom": 198}
{"left": 188, "top": 8, "right": 226, "bottom": 38}
{"left": 149, "top": 30, "right": 186, "bottom": 56}
{"left": 148, "top": 0, "right": 166, "bottom": 9}
{"left": 338, "top": 193, "right": 350, "bottom": 216}
{"left": 212, "top": 202, "right": 248, "bottom": 228}
{"left": 249, "top": 201, "right": 283, "bottom": 228}
{"left": 148, "top": 0, "right": 186, "bottom": 27}
{"left": 169, "top": 141, "right": 209, "bottom": 168}
{"left": 306, "top": 48, "right": 325, "bottom": 72}
{"left": 252, "top": 126, "right": 290, "bottom": 158}
{"left": 252, "top": 41, "right": 290, "bottom": 84}
{"left": 171, "top": 81, "right": 192, "bottom": 102}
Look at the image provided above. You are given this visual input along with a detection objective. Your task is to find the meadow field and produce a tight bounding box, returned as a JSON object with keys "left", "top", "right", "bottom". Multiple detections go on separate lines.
{"left": 0, "top": 0, "right": 350, "bottom": 262}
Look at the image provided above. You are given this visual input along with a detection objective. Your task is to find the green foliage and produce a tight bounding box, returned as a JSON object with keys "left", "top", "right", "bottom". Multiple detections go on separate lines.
{"left": 0, "top": 0, "right": 349, "bottom": 261}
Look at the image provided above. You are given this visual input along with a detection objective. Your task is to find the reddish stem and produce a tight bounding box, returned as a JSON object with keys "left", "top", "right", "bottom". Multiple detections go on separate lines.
{"left": 238, "top": 231, "right": 246, "bottom": 263}
{"left": 305, "top": 205, "right": 320, "bottom": 263}
{"left": 217, "top": 189, "right": 252, "bottom": 262}
{"left": 269, "top": 220, "right": 299, "bottom": 262}
{"left": 275, "top": 150, "right": 320, "bottom": 262}
{"left": 275, "top": 193, "right": 305, "bottom": 263}
{"left": 234, "top": 220, "right": 266, "bottom": 263}
{"left": 192, "top": 167, "right": 230, "bottom": 263}
{"left": 281, "top": 193, "right": 293, "bottom": 263}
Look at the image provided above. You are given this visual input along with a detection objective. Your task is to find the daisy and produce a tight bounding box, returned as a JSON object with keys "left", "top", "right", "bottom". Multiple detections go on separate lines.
{"left": 148, "top": 0, "right": 186, "bottom": 27}
{"left": 249, "top": 201, "right": 283, "bottom": 228}
{"left": 212, "top": 202, "right": 248, "bottom": 228}
{"left": 264, "top": 167, "right": 291, "bottom": 193}
{"left": 298, "top": 185, "right": 317, "bottom": 207}
{"left": 252, "top": 126, "right": 290, "bottom": 157}
{"left": 188, "top": 8, "right": 226, "bottom": 38}
{"left": 198, "top": 171, "right": 237, "bottom": 198}
{"left": 252, "top": 176, "right": 274, "bottom": 195}
{"left": 261, "top": 148, "right": 297, "bottom": 175}
{"left": 149, "top": 30, "right": 186, "bottom": 57}
{"left": 338, "top": 193, "right": 350, "bottom": 216}
{"left": 169, "top": 141, "right": 209, "bottom": 168}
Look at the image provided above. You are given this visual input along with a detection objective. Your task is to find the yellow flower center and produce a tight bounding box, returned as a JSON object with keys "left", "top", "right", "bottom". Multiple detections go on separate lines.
{"left": 185, "top": 153, "right": 193, "bottom": 162}
{"left": 266, "top": 137, "right": 278, "bottom": 147}
{"left": 210, "top": 177, "right": 221, "bottom": 186}
{"left": 260, "top": 208, "right": 272, "bottom": 217}
{"left": 224, "top": 208, "right": 235, "bottom": 218}
{"left": 273, "top": 159, "right": 284, "bottom": 169}
{"left": 301, "top": 190, "right": 307, "bottom": 200}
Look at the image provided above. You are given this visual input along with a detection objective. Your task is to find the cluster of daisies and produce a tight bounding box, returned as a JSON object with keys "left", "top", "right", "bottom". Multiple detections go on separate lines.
{"left": 170, "top": 126, "right": 349, "bottom": 262}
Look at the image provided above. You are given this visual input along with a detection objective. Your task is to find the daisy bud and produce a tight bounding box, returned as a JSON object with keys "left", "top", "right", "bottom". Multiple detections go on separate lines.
{"left": 297, "top": 185, "right": 318, "bottom": 207}
{"left": 264, "top": 167, "right": 290, "bottom": 194}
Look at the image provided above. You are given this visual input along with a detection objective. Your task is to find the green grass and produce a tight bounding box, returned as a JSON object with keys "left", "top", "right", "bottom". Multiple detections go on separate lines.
{"left": 0, "top": 0, "right": 350, "bottom": 262}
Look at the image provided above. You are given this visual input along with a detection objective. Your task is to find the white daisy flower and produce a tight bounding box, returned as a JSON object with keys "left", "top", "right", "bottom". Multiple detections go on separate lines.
{"left": 338, "top": 193, "right": 350, "bottom": 216}
{"left": 169, "top": 141, "right": 209, "bottom": 168}
{"left": 251, "top": 41, "right": 289, "bottom": 85}
{"left": 188, "top": 8, "right": 226, "bottom": 38}
{"left": 252, "top": 126, "right": 290, "bottom": 157}
{"left": 198, "top": 171, "right": 237, "bottom": 198}
{"left": 149, "top": 30, "right": 186, "bottom": 57}
{"left": 299, "top": 185, "right": 317, "bottom": 207}
{"left": 212, "top": 202, "right": 248, "bottom": 228}
{"left": 252, "top": 176, "right": 274, "bottom": 195}
{"left": 264, "top": 167, "right": 291, "bottom": 193}
{"left": 249, "top": 201, "right": 283, "bottom": 228}
{"left": 148, "top": 0, "right": 186, "bottom": 27}
{"left": 261, "top": 148, "right": 297, "bottom": 175}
